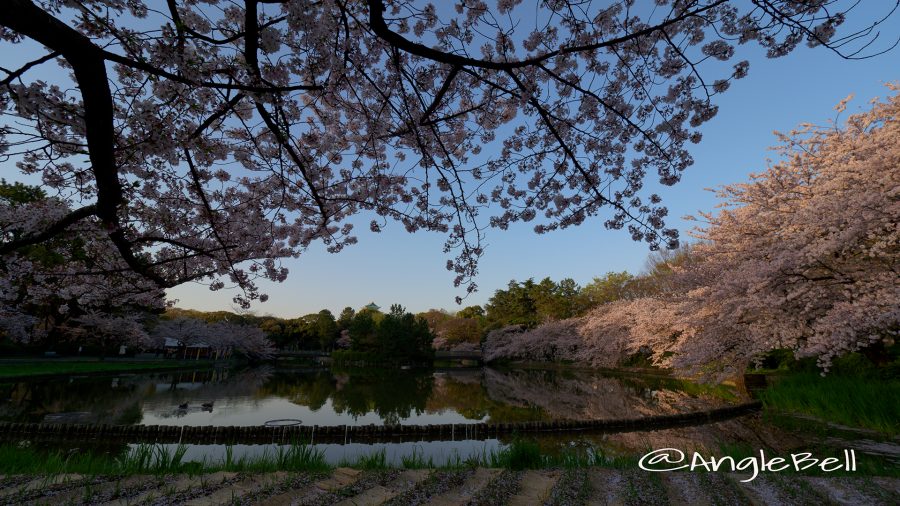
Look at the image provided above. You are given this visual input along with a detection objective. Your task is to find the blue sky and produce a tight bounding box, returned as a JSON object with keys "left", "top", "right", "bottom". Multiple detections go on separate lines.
{"left": 3, "top": 3, "right": 897, "bottom": 318}
{"left": 168, "top": 31, "right": 898, "bottom": 317}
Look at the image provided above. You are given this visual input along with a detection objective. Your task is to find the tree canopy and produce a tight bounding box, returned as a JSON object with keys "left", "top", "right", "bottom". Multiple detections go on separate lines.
{"left": 344, "top": 303, "right": 434, "bottom": 362}
{"left": 2, "top": 0, "right": 895, "bottom": 309}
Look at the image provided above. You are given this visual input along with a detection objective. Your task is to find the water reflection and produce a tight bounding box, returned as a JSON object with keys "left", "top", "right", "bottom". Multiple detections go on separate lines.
{"left": 259, "top": 368, "right": 437, "bottom": 425}
{"left": 0, "top": 367, "right": 789, "bottom": 465}
{"left": 0, "top": 366, "right": 736, "bottom": 428}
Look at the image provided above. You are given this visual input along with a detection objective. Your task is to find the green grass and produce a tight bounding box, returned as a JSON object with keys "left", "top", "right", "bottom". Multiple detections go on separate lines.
{"left": 217, "top": 444, "right": 330, "bottom": 472}
{"left": 0, "top": 360, "right": 214, "bottom": 379}
{"left": 3, "top": 437, "right": 897, "bottom": 478}
{"left": 342, "top": 448, "right": 389, "bottom": 470}
{"left": 0, "top": 443, "right": 196, "bottom": 475}
{"left": 0, "top": 443, "right": 329, "bottom": 476}
{"left": 758, "top": 372, "right": 900, "bottom": 435}
{"left": 464, "top": 440, "right": 637, "bottom": 470}
{"left": 482, "top": 439, "right": 543, "bottom": 470}
{"left": 0, "top": 440, "right": 624, "bottom": 476}
{"left": 400, "top": 448, "right": 435, "bottom": 469}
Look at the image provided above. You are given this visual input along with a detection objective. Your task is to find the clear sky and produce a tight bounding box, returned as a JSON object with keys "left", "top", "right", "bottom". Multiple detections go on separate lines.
{"left": 168, "top": 28, "right": 899, "bottom": 317}
{"left": 3, "top": 3, "right": 897, "bottom": 319}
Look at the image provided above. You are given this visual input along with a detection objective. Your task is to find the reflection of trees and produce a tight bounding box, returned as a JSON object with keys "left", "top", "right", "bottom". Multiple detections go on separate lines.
{"left": 256, "top": 370, "right": 335, "bottom": 411}
{"left": 256, "top": 368, "right": 436, "bottom": 425}
{"left": 0, "top": 367, "right": 272, "bottom": 424}
{"left": 426, "top": 371, "right": 548, "bottom": 423}
{"left": 0, "top": 366, "right": 735, "bottom": 428}
{"left": 0, "top": 374, "right": 158, "bottom": 424}
{"left": 480, "top": 368, "right": 725, "bottom": 421}
{"left": 522, "top": 415, "right": 799, "bottom": 458}
{"left": 141, "top": 367, "right": 274, "bottom": 417}
{"left": 329, "top": 368, "right": 434, "bottom": 425}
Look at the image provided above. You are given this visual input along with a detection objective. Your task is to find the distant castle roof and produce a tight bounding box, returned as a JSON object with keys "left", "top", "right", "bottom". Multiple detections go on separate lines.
{"left": 364, "top": 302, "right": 380, "bottom": 311}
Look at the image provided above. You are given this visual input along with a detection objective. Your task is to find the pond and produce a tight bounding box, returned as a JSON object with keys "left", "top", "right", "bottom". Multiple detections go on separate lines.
{"left": 0, "top": 365, "right": 760, "bottom": 464}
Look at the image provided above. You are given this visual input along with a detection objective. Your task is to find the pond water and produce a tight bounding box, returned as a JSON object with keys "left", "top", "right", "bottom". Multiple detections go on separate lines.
{"left": 1, "top": 365, "right": 757, "bottom": 464}
{"left": 0, "top": 365, "right": 736, "bottom": 427}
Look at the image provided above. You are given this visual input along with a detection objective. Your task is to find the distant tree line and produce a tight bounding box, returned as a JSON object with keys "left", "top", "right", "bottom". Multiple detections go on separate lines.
{"left": 479, "top": 247, "right": 693, "bottom": 330}
{"left": 165, "top": 262, "right": 692, "bottom": 356}
{"left": 169, "top": 303, "right": 434, "bottom": 364}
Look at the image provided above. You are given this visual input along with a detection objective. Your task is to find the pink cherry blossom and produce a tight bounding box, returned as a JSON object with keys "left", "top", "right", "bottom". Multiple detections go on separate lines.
{"left": 486, "top": 88, "right": 900, "bottom": 376}
{"left": 0, "top": 0, "right": 891, "bottom": 305}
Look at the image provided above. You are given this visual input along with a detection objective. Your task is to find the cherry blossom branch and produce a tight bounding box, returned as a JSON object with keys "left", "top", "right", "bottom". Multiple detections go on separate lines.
{"left": 365, "top": 0, "right": 729, "bottom": 70}
{"left": 0, "top": 204, "right": 96, "bottom": 255}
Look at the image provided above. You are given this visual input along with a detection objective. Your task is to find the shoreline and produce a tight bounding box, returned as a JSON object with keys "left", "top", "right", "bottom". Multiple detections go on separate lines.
{"left": 0, "top": 358, "right": 224, "bottom": 380}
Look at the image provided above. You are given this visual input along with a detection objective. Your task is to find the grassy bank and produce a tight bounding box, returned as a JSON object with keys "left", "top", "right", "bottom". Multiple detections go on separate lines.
{"left": 758, "top": 372, "right": 899, "bottom": 435}
{"left": 0, "top": 359, "right": 216, "bottom": 379}
{"left": 752, "top": 348, "right": 899, "bottom": 436}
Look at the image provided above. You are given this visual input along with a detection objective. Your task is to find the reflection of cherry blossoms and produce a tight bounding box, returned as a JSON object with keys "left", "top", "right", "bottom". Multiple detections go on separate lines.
{"left": 481, "top": 368, "right": 723, "bottom": 421}
{"left": 151, "top": 317, "right": 275, "bottom": 359}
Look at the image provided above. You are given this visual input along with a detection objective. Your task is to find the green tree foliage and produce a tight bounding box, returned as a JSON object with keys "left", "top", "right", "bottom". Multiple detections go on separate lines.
{"left": 0, "top": 179, "right": 46, "bottom": 205}
{"left": 349, "top": 310, "right": 377, "bottom": 352}
{"left": 336, "top": 307, "right": 355, "bottom": 331}
{"left": 456, "top": 305, "right": 485, "bottom": 319}
{"left": 485, "top": 279, "right": 539, "bottom": 328}
{"left": 439, "top": 317, "right": 482, "bottom": 346}
{"left": 580, "top": 271, "right": 636, "bottom": 309}
{"left": 346, "top": 304, "right": 433, "bottom": 363}
{"left": 417, "top": 308, "right": 483, "bottom": 348}
{"left": 485, "top": 277, "right": 584, "bottom": 329}
{"left": 532, "top": 277, "right": 584, "bottom": 321}
{"left": 315, "top": 309, "right": 338, "bottom": 350}
{"left": 376, "top": 304, "right": 434, "bottom": 362}
{"left": 418, "top": 309, "right": 452, "bottom": 330}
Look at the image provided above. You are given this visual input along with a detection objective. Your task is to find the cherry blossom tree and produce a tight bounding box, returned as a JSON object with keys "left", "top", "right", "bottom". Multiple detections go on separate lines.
{"left": 483, "top": 297, "right": 690, "bottom": 366}
{"left": 70, "top": 312, "right": 152, "bottom": 351}
{"left": 1, "top": 0, "right": 895, "bottom": 305}
{"left": 680, "top": 88, "right": 900, "bottom": 372}
{"left": 336, "top": 329, "right": 352, "bottom": 349}
{"left": 152, "top": 316, "right": 276, "bottom": 359}
{"left": 486, "top": 89, "right": 900, "bottom": 376}
{"left": 0, "top": 185, "right": 165, "bottom": 345}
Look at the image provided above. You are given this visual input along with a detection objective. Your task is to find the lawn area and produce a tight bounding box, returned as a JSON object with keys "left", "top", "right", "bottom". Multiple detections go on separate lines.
{"left": 0, "top": 359, "right": 214, "bottom": 379}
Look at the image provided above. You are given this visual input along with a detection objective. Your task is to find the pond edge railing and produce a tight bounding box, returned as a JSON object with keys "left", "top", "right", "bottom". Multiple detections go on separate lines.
{"left": 0, "top": 401, "right": 762, "bottom": 444}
